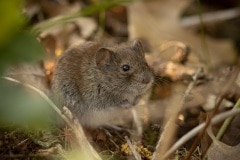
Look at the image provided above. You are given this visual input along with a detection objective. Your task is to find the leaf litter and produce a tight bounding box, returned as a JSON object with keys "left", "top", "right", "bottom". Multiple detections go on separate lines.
{"left": 1, "top": 0, "right": 240, "bottom": 159}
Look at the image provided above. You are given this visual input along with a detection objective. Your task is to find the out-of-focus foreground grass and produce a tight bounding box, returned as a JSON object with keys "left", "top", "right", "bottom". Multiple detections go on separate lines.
{"left": 0, "top": 0, "right": 50, "bottom": 130}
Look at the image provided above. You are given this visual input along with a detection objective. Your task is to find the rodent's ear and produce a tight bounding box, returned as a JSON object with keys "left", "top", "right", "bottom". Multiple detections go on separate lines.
{"left": 132, "top": 40, "right": 145, "bottom": 56}
{"left": 96, "top": 48, "right": 113, "bottom": 67}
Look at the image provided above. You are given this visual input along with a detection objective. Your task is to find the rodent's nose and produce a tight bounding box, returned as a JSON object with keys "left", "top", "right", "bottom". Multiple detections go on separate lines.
{"left": 142, "top": 72, "right": 153, "bottom": 84}
{"left": 142, "top": 76, "right": 151, "bottom": 84}
{"left": 138, "top": 71, "right": 153, "bottom": 85}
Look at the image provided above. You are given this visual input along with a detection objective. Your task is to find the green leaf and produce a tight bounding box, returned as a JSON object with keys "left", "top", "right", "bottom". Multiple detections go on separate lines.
{"left": 0, "top": 31, "right": 45, "bottom": 73}
{"left": 31, "top": 0, "right": 133, "bottom": 35}
{"left": 0, "top": 79, "right": 52, "bottom": 128}
{"left": 0, "top": 0, "right": 26, "bottom": 46}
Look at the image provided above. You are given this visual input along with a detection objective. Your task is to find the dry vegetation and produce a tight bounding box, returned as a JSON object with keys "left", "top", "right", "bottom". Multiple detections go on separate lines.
{"left": 0, "top": 0, "right": 240, "bottom": 160}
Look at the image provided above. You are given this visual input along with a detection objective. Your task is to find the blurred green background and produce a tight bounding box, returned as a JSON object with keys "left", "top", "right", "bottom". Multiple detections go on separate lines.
{"left": 0, "top": 0, "right": 48, "bottom": 129}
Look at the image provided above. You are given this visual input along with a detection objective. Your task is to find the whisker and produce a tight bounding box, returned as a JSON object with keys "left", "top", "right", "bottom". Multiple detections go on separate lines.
{"left": 153, "top": 75, "right": 171, "bottom": 87}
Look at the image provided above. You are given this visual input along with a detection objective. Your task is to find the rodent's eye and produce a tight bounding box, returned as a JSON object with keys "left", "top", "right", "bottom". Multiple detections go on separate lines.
{"left": 121, "top": 64, "right": 130, "bottom": 72}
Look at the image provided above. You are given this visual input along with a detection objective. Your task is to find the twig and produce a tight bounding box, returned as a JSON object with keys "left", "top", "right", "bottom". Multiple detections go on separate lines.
{"left": 125, "top": 136, "right": 141, "bottom": 160}
{"left": 184, "top": 95, "right": 224, "bottom": 160}
{"left": 15, "top": 139, "right": 28, "bottom": 148}
{"left": 163, "top": 99, "right": 240, "bottom": 159}
{"left": 0, "top": 145, "right": 62, "bottom": 158}
{"left": 152, "top": 67, "right": 202, "bottom": 160}
{"left": 184, "top": 67, "right": 240, "bottom": 159}
{"left": 2, "top": 76, "right": 102, "bottom": 160}
{"left": 0, "top": 154, "right": 58, "bottom": 158}
{"left": 3, "top": 77, "right": 71, "bottom": 125}
{"left": 131, "top": 108, "right": 142, "bottom": 137}
{"left": 181, "top": 7, "right": 240, "bottom": 28}
{"left": 183, "top": 67, "right": 202, "bottom": 101}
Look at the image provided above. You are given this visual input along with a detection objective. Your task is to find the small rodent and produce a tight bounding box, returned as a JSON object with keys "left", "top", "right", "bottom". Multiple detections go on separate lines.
{"left": 52, "top": 40, "right": 154, "bottom": 127}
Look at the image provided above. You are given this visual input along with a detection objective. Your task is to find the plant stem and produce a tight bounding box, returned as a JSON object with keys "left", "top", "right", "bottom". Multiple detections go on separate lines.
{"left": 216, "top": 98, "right": 240, "bottom": 140}
{"left": 31, "top": 0, "right": 132, "bottom": 35}
{"left": 196, "top": 0, "right": 212, "bottom": 71}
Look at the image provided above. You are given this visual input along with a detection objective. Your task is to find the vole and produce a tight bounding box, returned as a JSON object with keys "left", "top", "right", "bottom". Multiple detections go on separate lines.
{"left": 52, "top": 40, "right": 154, "bottom": 127}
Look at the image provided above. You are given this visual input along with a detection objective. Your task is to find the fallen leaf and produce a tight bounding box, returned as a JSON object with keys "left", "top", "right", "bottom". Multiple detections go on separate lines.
{"left": 207, "top": 126, "right": 240, "bottom": 160}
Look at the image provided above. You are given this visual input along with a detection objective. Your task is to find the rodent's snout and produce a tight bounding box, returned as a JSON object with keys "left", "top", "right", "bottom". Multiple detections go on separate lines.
{"left": 140, "top": 72, "right": 154, "bottom": 85}
{"left": 142, "top": 75, "right": 151, "bottom": 84}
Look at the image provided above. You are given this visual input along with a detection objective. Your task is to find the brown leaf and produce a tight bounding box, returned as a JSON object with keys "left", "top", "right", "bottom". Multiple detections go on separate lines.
{"left": 128, "top": 0, "right": 237, "bottom": 68}
{"left": 207, "top": 126, "right": 240, "bottom": 160}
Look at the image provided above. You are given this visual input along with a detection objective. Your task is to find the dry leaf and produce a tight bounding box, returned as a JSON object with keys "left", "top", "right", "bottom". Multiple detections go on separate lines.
{"left": 128, "top": 0, "right": 237, "bottom": 68}
{"left": 207, "top": 126, "right": 240, "bottom": 160}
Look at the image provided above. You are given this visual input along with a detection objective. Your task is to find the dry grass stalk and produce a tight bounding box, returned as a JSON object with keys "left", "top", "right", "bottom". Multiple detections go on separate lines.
{"left": 152, "top": 67, "right": 202, "bottom": 160}
{"left": 3, "top": 76, "right": 102, "bottom": 160}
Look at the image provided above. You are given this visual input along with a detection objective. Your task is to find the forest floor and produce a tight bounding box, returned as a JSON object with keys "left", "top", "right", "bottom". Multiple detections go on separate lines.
{"left": 0, "top": 0, "right": 240, "bottom": 160}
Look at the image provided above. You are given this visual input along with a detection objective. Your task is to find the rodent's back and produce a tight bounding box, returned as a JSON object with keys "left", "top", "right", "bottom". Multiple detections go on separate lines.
{"left": 52, "top": 42, "right": 101, "bottom": 113}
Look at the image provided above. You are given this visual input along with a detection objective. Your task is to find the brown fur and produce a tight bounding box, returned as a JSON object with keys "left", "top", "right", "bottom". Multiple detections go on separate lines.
{"left": 52, "top": 40, "right": 154, "bottom": 127}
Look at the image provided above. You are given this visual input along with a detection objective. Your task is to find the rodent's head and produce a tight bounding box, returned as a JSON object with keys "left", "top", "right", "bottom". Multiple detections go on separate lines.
{"left": 95, "top": 40, "right": 154, "bottom": 104}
